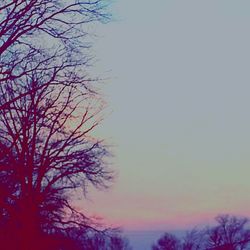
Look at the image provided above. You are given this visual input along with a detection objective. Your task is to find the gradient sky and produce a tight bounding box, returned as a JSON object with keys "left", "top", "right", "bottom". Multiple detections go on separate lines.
{"left": 79, "top": 0, "right": 250, "bottom": 231}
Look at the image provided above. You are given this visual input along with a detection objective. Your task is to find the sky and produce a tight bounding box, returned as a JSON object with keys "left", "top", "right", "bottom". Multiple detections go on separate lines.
{"left": 79, "top": 0, "right": 250, "bottom": 233}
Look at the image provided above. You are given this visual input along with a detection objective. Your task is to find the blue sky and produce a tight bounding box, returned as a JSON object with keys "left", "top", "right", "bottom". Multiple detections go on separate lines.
{"left": 82, "top": 0, "right": 250, "bottom": 234}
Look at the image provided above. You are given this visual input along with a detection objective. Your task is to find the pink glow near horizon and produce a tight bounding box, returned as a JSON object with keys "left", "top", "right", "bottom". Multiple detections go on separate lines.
{"left": 79, "top": 192, "right": 250, "bottom": 230}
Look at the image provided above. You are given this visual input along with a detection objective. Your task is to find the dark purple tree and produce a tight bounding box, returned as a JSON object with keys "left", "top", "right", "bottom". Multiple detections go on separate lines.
{"left": 80, "top": 230, "right": 132, "bottom": 250}
{"left": 0, "top": 0, "right": 113, "bottom": 249}
{"left": 152, "top": 232, "right": 181, "bottom": 250}
{"left": 182, "top": 229, "right": 208, "bottom": 250}
{"left": 0, "top": 60, "right": 112, "bottom": 249}
{"left": 207, "top": 215, "right": 250, "bottom": 250}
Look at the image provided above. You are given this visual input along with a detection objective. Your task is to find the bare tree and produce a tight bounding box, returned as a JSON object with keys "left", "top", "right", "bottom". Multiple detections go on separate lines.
{"left": 0, "top": 43, "right": 112, "bottom": 249}
{"left": 81, "top": 230, "right": 133, "bottom": 250}
{"left": 181, "top": 228, "right": 211, "bottom": 250}
{"left": 207, "top": 215, "right": 250, "bottom": 250}
{"left": 109, "top": 234, "right": 133, "bottom": 250}
{"left": 152, "top": 232, "right": 181, "bottom": 250}
{"left": 0, "top": 1, "right": 114, "bottom": 249}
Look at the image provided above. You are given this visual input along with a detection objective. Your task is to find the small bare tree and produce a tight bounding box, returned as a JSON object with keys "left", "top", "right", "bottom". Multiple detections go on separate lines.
{"left": 182, "top": 229, "right": 207, "bottom": 250}
{"left": 80, "top": 230, "right": 132, "bottom": 250}
{"left": 152, "top": 232, "right": 181, "bottom": 250}
{"left": 207, "top": 215, "right": 250, "bottom": 250}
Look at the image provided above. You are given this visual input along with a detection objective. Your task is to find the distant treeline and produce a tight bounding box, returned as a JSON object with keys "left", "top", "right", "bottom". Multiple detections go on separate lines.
{"left": 152, "top": 214, "right": 250, "bottom": 250}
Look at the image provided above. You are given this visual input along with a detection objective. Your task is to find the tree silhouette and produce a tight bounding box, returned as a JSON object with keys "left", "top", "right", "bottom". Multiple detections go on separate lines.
{"left": 182, "top": 229, "right": 208, "bottom": 250}
{"left": 81, "top": 230, "right": 133, "bottom": 250}
{"left": 0, "top": 62, "right": 113, "bottom": 249}
{"left": 152, "top": 232, "right": 181, "bottom": 250}
{"left": 207, "top": 215, "right": 250, "bottom": 250}
{"left": 0, "top": 1, "right": 113, "bottom": 249}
